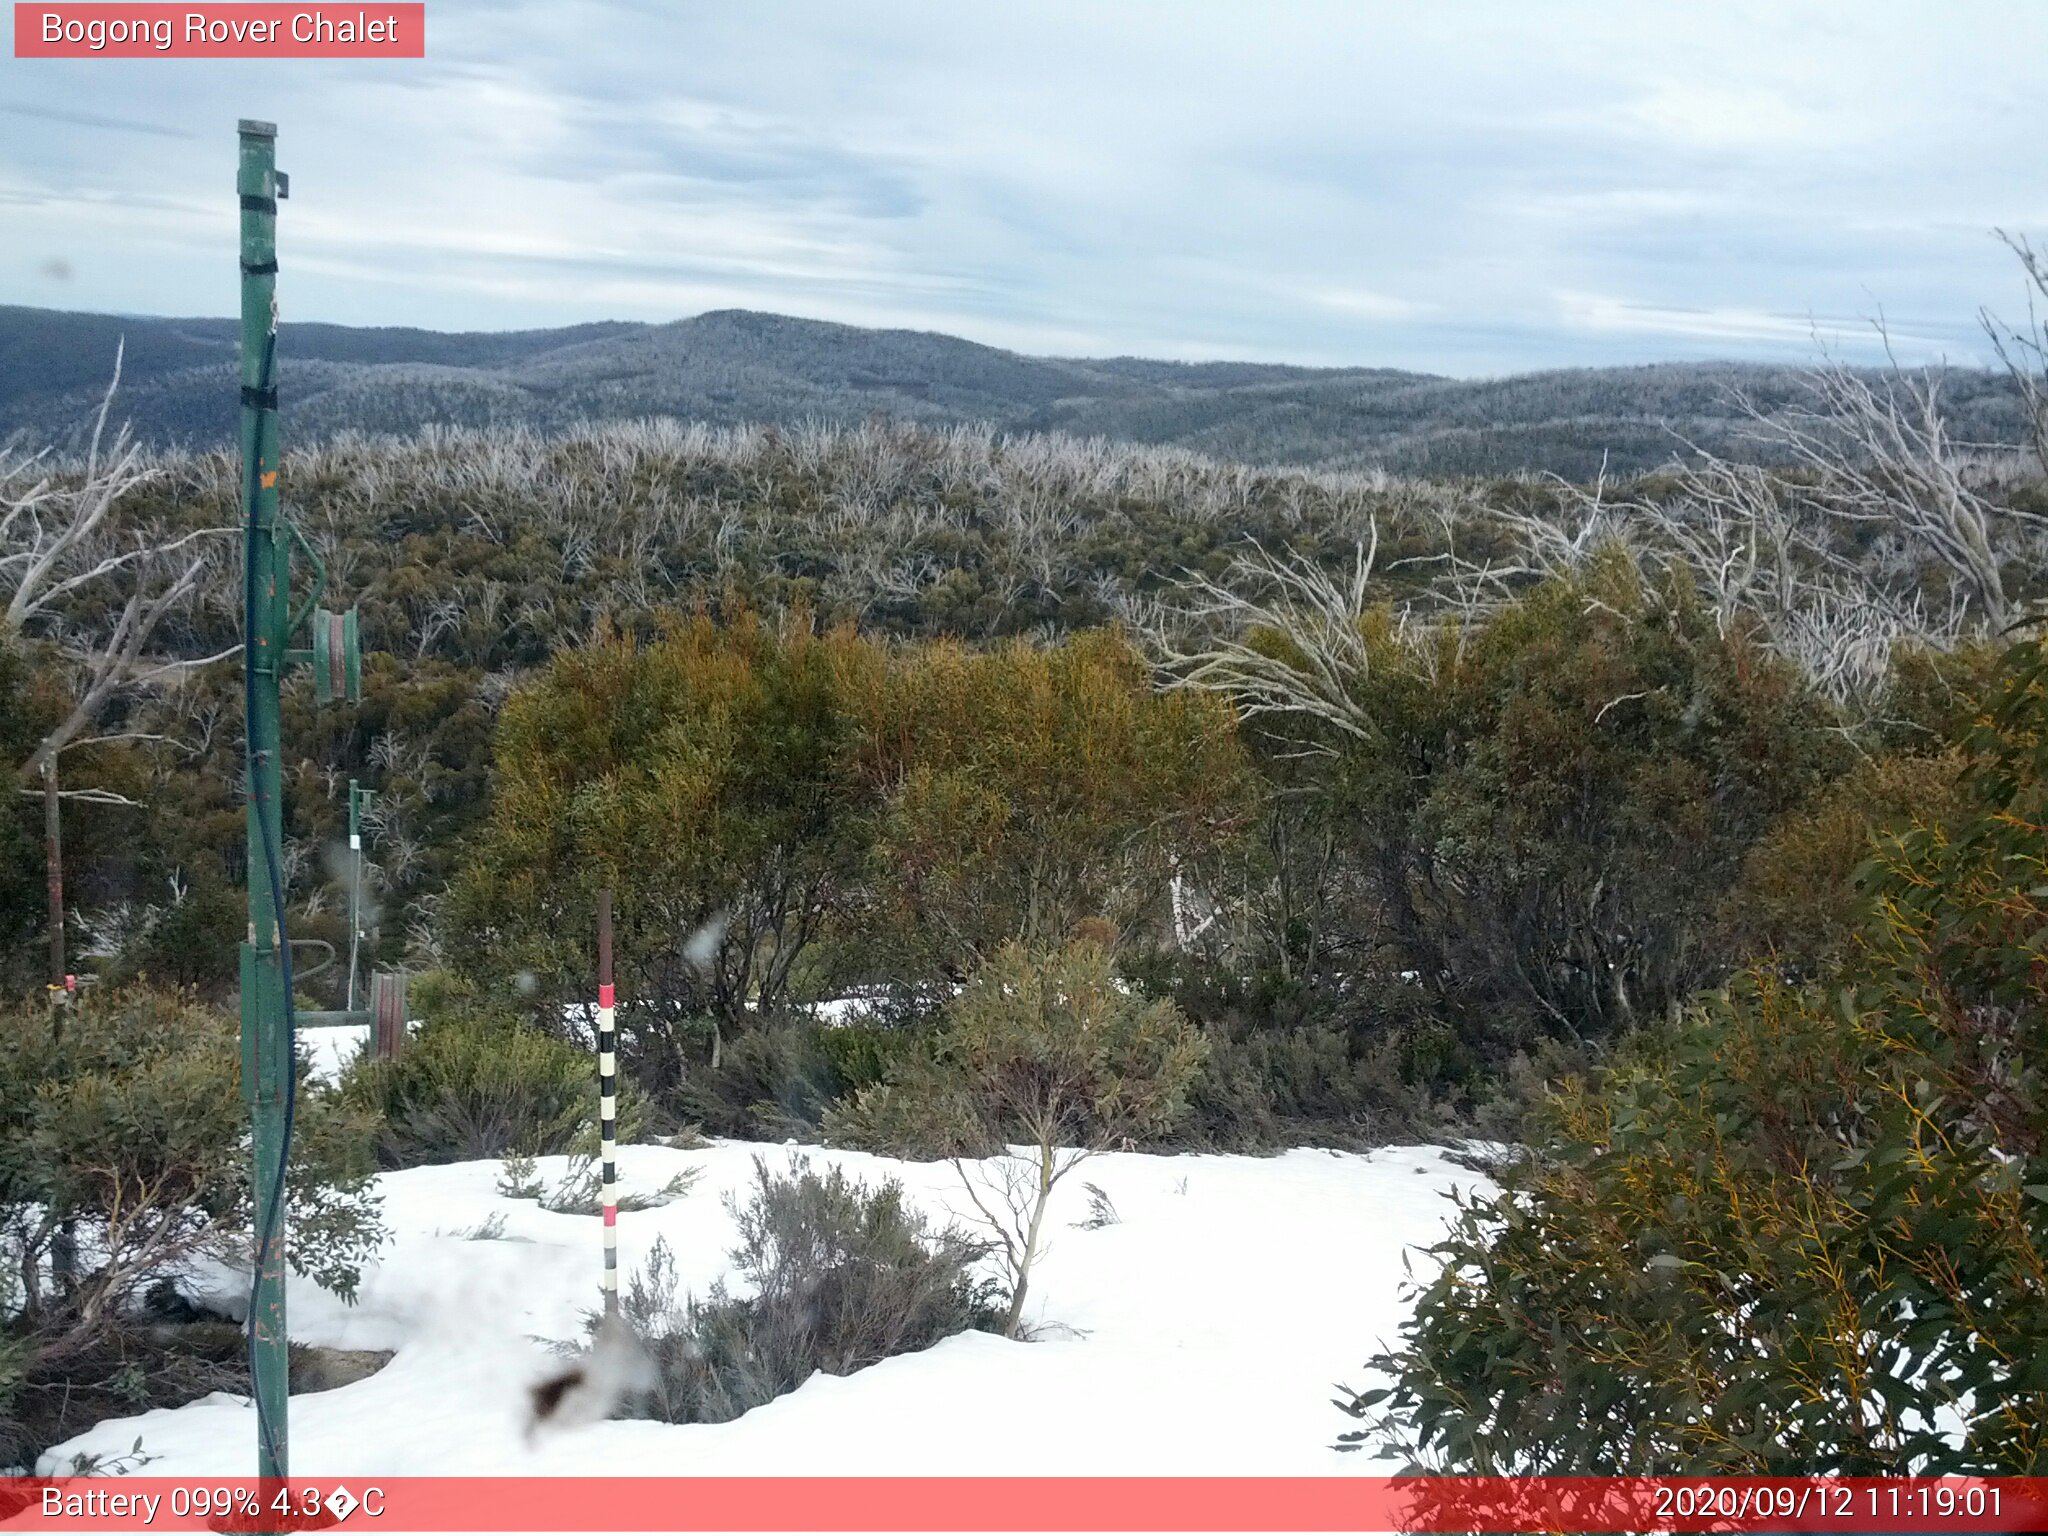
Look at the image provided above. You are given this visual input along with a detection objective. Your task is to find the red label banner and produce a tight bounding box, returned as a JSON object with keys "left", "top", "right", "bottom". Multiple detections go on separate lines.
{"left": 2, "top": 1477, "right": 2047, "bottom": 1533}
{"left": 12, "top": 5, "right": 424, "bottom": 58}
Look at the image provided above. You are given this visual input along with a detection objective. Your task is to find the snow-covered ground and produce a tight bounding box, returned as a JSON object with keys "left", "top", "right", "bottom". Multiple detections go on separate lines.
{"left": 42, "top": 1135, "right": 1485, "bottom": 1477}
{"left": 298, "top": 1023, "right": 375, "bottom": 1086}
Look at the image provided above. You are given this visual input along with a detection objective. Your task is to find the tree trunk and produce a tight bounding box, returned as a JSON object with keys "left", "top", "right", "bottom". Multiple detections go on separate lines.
{"left": 1002, "top": 1140, "right": 1057, "bottom": 1338}
{"left": 44, "top": 758, "right": 64, "bottom": 986}
{"left": 44, "top": 759, "right": 78, "bottom": 1297}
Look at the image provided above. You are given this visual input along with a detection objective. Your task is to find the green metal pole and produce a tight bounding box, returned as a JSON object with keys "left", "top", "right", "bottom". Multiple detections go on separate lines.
{"left": 237, "top": 116, "right": 290, "bottom": 1482}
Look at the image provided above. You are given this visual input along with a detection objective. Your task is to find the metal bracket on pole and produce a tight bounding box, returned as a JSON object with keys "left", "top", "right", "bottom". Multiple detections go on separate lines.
{"left": 310, "top": 606, "right": 362, "bottom": 705}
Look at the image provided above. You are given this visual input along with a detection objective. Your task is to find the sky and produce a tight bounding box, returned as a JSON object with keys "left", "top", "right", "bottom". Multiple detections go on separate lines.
{"left": 4, "top": 0, "right": 2047, "bottom": 376}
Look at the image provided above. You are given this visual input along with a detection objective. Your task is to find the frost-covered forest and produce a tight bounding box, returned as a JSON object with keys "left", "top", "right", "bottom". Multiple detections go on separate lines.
{"left": 1, "top": 301, "right": 2035, "bottom": 480}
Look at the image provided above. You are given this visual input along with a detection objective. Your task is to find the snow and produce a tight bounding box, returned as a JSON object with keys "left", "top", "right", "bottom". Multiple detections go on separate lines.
{"left": 42, "top": 1140, "right": 1486, "bottom": 1477}
{"left": 297, "top": 1024, "right": 371, "bottom": 1086}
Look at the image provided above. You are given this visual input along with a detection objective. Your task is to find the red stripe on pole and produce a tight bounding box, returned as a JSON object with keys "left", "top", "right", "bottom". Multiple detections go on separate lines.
{"left": 6, "top": 1477, "right": 2047, "bottom": 1532}
{"left": 602, "top": 1204, "right": 618, "bottom": 1226}
{"left": 598, "top": 983, "right": 615, "bottom": 1009}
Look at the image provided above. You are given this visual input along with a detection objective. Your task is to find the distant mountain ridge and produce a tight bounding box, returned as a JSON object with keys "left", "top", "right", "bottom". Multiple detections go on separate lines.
{"left": 0, "top": 303, "right": 2025, "bottom": 479}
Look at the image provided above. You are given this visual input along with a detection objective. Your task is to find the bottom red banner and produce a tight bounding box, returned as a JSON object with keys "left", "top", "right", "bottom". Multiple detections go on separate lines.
{"left": 4, "top": 1476, "right": 2047, "bottom": 1533}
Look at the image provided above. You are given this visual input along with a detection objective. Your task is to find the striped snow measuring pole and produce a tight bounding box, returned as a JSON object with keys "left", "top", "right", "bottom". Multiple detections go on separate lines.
{"left": 597, "top": 888, "right": 620, "bottom": 1313}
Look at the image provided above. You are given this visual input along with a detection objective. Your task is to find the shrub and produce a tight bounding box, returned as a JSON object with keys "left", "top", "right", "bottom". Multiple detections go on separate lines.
{"left": 621, "top": 1155, "right": 1000, "bottom": 1424}
{"left": 506, "top": 1153, "right": 698, "bottom": 1216}
{"left": 0, "top": 986, "right": 383, "bottom": 1466}
{"left": 1175, "top": 1019, "right": 1439, "bottom": 1151}
{"left": 441, "top": 609, "right": 883, "bottom": 1083}
{"left": 1134, "top": 958, "right": 1486, "bottom": 1149}
{"left": 1718, "top": 749, "right": 1965, "bottom": 977}
{"left": 1176, "top": 557, "right": 1849, "bottom": 1058}
{"left": 665, "top": 1021, "right": 910, "bottom": 1141}
{"left": 834, "top": 939, "right": 1205, "bottom": 1335}
{"left": 812, "top": 1021, "right": 908, "bottom": 1096}
{"left": 1347, "top": 637, "right": 2048, "bottom": 1474}
{"left": 818, "top": 1078, "right": 986, "bottom": 1161}
{"left": 445, "top": 619, "right": 1252, "bottom": 1089}
{"left": 106, "top": 866, "right": 245, "bottom": 1004}
{"left": 340, "top": 992, "right": 635, "bottom": 1167}
{"left": 853, "top": 630, "right": 1253, "bottom": 980}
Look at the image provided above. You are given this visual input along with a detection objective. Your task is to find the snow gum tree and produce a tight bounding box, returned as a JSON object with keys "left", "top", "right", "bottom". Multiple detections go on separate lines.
{"left": 1, "top": 360, "right": 230, "bottom": 991}
{"left": 844, "top": 629, "right": 1251, "bottom": 985}
{"left": 444, "top": 612, "right": 1248, "bottom": 1095}
{"left": 1348, "top": 635, "right": 2048, "bottom": 1473}
{"left": 442, "top": 605, "right": 882, "bottom": 1082}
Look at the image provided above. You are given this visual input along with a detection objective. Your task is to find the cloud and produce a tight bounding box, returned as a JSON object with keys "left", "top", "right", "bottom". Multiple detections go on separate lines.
{"left": 1306, "top": 287, "right": 1432, "bottom": 322}
{"left": 1614, "top": 83, "right": 1844, "bottom": 153}
{"left": 0, "top": 0, "right": 2043, "bottom": 373}
{"left": 0, "top": 102, "right": 196, "bottom": 139}
{"left": 1556, "top": 292, "right": 1834, "bottom": 346}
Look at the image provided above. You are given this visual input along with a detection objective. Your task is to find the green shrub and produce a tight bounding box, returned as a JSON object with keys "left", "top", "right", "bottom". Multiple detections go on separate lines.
{"left": 1176, "top": 1020, "right": 1440, "bottom": 1150}
{"left": 504, "top": 1152, "right": 699, "bottom": 1215}
{"left": 107, "top": 866, "right": 245, "bottom": 1004}
{"left": 0, "top": 986, "right": 382, "bottom": 1466}
{"left": 1197, "top": 557, "right": 1849, "bottom": 1060}
{"left": 1136, "top": 961, "right": 1475, "bottom": 1150}
{"left": 441, "top": 610, "right": 884, "bottom": 1076}
{"left": 835, "top": 940, "right": 1206, "bottom": 1157}
{"left": 818, "top": 1076, "right": 985, "bottom": 1160}
{"left": 1718, "top": 750, "right": 1965, "bottom": 977}
{"left": 621, "top": 1154, "right": 1000, "bottom": 1424}
{"left": 666, "top": 1021, "right": 911, "bottom": 1141}
{"left": 813, "top": 1021, "right": 907, "bottom": 1096}
{"left": 1348, "top": 637, "right": 2048, "bottom": 1474}
{"left": 832, "top": 940, "right": 1205, "bottom": 1335}
{"left": 341, "top": 993, "right": 636, "bottom": 1167}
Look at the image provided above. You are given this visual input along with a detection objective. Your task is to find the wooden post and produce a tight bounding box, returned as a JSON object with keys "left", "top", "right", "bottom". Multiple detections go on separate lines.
{"left": 372, "top": 970, "right": 408, "bottom": 1059}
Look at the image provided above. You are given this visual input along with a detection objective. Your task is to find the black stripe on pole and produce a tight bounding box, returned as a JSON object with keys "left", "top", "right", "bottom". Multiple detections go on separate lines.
{"left": 241, "top": 194, "right": 277, "bottom": 214}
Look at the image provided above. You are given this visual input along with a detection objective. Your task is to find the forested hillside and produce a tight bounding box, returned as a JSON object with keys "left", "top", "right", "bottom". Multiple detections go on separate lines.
{"left": 1, "top": 303, "right": 2027, "bottom": 479}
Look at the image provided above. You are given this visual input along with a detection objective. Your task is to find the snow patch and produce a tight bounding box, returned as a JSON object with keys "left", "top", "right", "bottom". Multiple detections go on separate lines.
{"left": 44, "top": 1140, "right": 1483, "bottom": 1476}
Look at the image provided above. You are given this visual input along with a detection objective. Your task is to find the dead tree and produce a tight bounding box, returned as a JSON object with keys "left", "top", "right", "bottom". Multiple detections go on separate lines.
{"left": 1, "top": 349, "right": 228, "bottom": 982}
{"left": 1144, "top": 525, "right": 1386, "bottom": 756}
{"left": 1729, "top": 340, "right": 2043, "bottom": 634}
{"left": 1983, "top": 230, "right": 2048, "bottom": 478}
{"left": 1469, "top": 333, "right": 2030, "bottom": 705}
